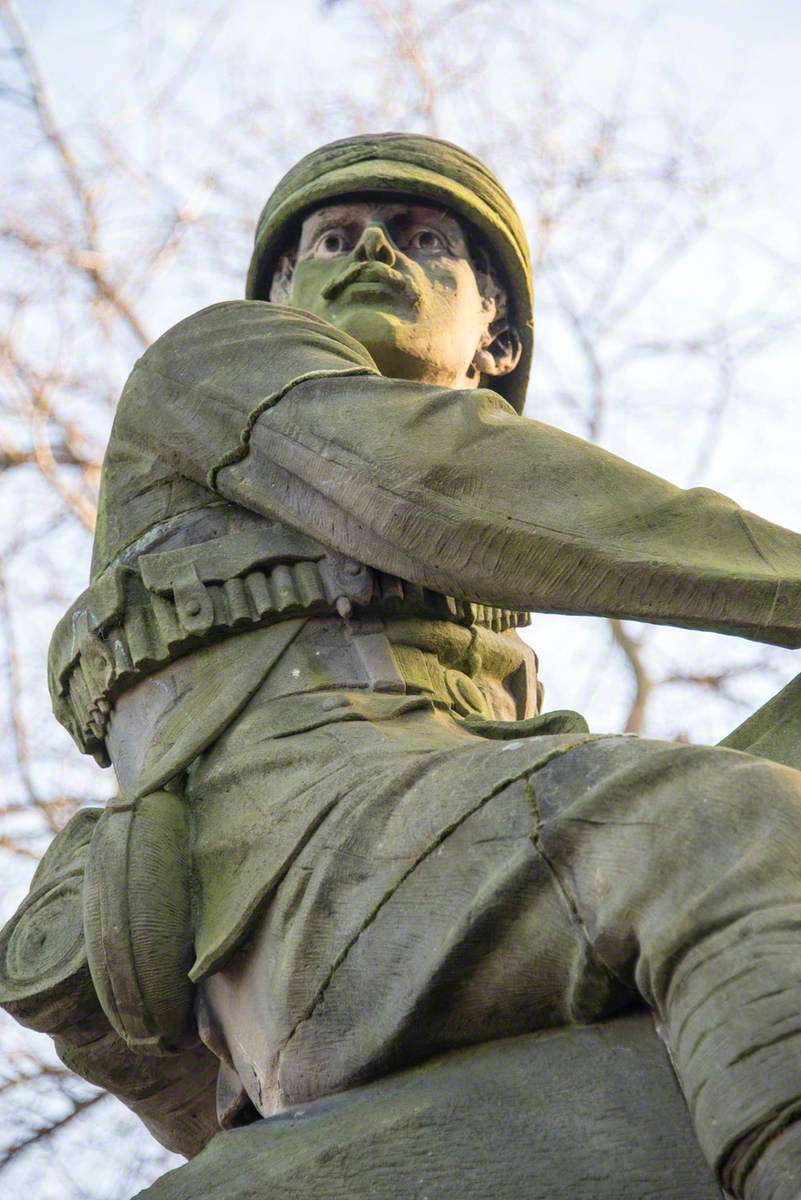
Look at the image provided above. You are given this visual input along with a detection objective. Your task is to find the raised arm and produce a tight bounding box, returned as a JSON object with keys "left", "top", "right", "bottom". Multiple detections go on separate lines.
{"left": 104, "top": 299, "right": 801, "bottom": 647}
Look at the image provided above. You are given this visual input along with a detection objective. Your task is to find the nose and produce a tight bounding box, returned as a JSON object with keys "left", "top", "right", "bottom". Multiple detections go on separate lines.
{"left": 352, "top": 224, "right": 397, "bottom": 266}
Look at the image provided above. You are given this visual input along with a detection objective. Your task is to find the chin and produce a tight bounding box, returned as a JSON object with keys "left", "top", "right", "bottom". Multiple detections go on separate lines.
{"left": 328, "top": 307, "right": 404, "bottom": 371}
{"left": 325, "top": 305, "right": 461, "bottom": 383}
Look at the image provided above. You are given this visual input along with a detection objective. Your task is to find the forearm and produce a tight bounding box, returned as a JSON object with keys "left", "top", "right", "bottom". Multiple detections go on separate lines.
{"left": 218, "top": 371, "right": 801, "bottom": 646}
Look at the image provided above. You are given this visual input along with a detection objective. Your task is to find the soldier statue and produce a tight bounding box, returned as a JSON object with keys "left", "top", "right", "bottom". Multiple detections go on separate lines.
{"left": 4, "top": 134, "right": 801, "bottom": 1199}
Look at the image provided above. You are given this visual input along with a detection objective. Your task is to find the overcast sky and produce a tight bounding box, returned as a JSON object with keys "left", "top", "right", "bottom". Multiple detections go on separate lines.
{"left": 21, "top": 0, "right": 801, "bottom": 203}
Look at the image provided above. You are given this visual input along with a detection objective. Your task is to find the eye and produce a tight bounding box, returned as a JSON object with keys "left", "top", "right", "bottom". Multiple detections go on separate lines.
{"left": 314, "top": 230, "right": 349, "bottom": 257}
{"left": 408, "top": 227, "right": 446, "bottom": 253}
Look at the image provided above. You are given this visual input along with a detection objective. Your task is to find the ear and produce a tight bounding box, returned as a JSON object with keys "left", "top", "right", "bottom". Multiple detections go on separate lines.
{"left": 474, "top": 322, "right": 523, "bottom": 379}
{"left": 269, "top": 253, "right": 296, "bottom": 304}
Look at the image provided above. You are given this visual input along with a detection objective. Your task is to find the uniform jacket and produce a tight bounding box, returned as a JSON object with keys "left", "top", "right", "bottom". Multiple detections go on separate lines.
{"left": 51, "top": 297, "right": 801, "bottom": 775}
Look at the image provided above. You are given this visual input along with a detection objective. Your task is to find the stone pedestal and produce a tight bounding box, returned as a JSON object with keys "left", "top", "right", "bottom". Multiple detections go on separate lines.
{"left": 135, "top": 1010, "right": 720, "bottom": 1199}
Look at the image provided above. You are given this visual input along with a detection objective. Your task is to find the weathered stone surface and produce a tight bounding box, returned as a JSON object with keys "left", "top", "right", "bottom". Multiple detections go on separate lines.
{"left": 7, "top": 132, "right": 801, "bottom": 1197}
{"left": 135, "top": 1013, "right": 720, "bottom": 1200}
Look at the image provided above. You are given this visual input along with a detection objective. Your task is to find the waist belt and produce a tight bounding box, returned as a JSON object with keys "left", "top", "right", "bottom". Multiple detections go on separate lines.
{"left": 250, "top": 620, "right": 498, "bottom": 720}
{"left": 49, "top": 524, "right": 529, "bottom": 765}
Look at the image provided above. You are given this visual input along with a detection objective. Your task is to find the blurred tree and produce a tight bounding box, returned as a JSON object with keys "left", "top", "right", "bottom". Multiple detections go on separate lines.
{"left": 0, "top": 0, "right": 799, "bottom": 1194}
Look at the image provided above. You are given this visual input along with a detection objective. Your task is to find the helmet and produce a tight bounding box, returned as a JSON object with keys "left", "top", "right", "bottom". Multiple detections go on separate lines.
{"left": 246, "top": 133, "right": 533, "bottom": 413}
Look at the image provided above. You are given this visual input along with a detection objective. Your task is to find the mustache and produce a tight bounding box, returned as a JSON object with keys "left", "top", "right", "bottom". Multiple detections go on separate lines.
{"left": 321, "top": 261, "right": 421, "bottom": 307}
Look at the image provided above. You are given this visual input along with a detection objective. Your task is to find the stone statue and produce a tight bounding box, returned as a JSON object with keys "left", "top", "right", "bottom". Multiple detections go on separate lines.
{"left": 4, "top": 133, "right": 801, "bottom": 1199}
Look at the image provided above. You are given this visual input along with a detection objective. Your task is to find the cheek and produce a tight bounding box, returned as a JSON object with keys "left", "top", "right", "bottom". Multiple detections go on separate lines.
{"left": 429, "top": 264, "right": 482, "bottom": 313}
{"left": 425, "top": 267, "right": 489, "bottom": 346}
{"left": 289, "top": 261, "right": 339, "bottom": 312}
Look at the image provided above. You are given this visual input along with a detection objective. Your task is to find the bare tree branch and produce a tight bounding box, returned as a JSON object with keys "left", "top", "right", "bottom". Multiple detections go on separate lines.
{"left": 0, "top": 1090, "right": 106, "bottom": 1168}
{"left": 0, "top": 0, "right": 150, "bottom": 349}
{"left": 609, "top": 619, "right": 653, "bottom": 734}
{"left": 0, "top": 558, "right": 62, "bottom": 831}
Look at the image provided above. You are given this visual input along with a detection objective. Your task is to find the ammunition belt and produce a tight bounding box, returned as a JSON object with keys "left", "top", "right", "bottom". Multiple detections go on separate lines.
{"left": 48, "top": 524, "right": 529, "bottom": 766}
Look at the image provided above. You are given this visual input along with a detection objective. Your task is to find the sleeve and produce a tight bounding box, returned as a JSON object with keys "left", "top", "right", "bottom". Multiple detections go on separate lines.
{"left": 106, "top": 299, "right": 801, "bottom": 647}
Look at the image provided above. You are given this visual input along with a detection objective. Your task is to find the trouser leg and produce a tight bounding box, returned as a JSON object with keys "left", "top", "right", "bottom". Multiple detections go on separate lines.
{"left": 201, "top": 733, "right": 801, "bottom": 1197}
{"left": 532, "top": 736, "right": 801, "bottom": 1199}
{"left": 200, "top": 744, "right": 629, "bottom": 1113}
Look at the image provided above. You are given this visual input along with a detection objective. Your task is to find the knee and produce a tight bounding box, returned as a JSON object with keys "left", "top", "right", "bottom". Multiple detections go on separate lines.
{"left": 540, "top": 737, "right": 801, "bottom": 870}
{"left": 637, "top": 748, "right": 801, "bottom": 983}
{"left": 602, "top": 739, "right": 801, "bottom": 866}
{"left": 692, "top": 747, "right": 801, "bottom": 863}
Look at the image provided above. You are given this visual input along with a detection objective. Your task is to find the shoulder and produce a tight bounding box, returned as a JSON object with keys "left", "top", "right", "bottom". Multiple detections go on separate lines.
{"left": 132, "top": 300, "right": 377, "bottom": 387}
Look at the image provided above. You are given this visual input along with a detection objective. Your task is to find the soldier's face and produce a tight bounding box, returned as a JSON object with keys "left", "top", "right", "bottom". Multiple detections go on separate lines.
{"left": 287, "top": 200, "right": 497, "bottom": 388}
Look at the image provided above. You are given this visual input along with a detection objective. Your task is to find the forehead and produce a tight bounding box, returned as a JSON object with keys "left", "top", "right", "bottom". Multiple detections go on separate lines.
{"left": 300, "top": 198, "right": 468, "bottom": 237}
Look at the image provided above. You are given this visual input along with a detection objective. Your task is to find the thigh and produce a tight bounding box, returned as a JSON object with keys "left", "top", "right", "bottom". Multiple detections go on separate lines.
{"left": 202, "top": 731, "right": 633, "bottom": 1111}
{"left": 530, "top": 734, "right": 801, "bottom": 991}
